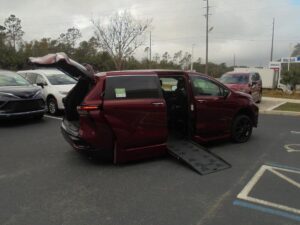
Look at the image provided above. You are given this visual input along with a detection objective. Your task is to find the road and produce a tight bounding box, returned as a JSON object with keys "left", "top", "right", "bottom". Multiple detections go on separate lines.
{"left": 0, "top": 114, "right": 299, "bottom": 225}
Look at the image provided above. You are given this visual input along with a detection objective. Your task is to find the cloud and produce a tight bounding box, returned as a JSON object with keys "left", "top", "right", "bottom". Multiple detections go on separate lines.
{"left": 0, "top": 0, "right": 299, "bottom": 66}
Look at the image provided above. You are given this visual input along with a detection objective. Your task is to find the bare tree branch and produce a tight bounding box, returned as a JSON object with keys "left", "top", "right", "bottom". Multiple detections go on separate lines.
{"left": 91, "top": 10, "right": 151, "bottom": 70}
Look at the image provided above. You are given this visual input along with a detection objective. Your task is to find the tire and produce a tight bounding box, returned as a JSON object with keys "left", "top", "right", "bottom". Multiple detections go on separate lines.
{"left": 231, "top": 115, "right": 253, "bottom": 143}
{"left": 47, "top": 97, "right": 58, "bottom": 115}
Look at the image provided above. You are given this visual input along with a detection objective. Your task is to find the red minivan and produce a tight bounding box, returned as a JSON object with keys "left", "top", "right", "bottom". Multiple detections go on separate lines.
{"left": 30, "top": 53, "right": 259, "bottom": 163}
{"left": 220, "top": 72, "right": 263, "bottom": 103}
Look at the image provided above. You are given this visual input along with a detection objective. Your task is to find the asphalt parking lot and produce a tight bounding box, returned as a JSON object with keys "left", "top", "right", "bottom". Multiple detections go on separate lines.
{"left": 0, "top": 114, "right": 299, "bottom": 225}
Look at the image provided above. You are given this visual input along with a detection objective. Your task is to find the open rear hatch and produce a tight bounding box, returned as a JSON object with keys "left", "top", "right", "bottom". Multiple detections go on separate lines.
{"left": 29, "top": 52, "right": 96, "bottom": 121}
{"left": 28, "top": 52, "right": 94, "bottom": 80}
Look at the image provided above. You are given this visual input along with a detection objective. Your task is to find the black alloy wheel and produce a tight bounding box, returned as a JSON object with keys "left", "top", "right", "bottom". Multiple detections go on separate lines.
{"left": 231, "top": 115, "right": 253, "bottom": 143}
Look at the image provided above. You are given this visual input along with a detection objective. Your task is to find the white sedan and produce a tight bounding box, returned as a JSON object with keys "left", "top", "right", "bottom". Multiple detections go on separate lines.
{"left": 18, "top": 69, "right": 76, "bottom": 115}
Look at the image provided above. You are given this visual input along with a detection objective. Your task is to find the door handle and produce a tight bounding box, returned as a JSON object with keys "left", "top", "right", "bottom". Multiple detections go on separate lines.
{"left": 197, "top": 100, "right": 206, "bottom": 103}
{"left": 151, "top": 102, "right": 164, "bottom": 106}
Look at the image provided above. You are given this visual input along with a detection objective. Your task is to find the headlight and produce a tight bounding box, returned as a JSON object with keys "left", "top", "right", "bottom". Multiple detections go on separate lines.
{"left": 0, "top": 92, "right": 20, "bottom": 101}
{"left": 59, "top": 91, "right": 68, "bottom": 95}
{"left": 33, "top": 89, "right": 43, "bottom": 98}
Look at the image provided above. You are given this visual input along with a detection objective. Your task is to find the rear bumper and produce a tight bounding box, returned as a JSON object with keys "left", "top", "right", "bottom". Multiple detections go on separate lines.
{"left": 61, "top": 120, "right": 95, "bottom": 151}
{"left": 0, "top": 109, "right": 45, "bottom": 119}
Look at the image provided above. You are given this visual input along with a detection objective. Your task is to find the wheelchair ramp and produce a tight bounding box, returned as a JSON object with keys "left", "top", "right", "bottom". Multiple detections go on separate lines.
{"left": 167, "top": 139, "right": 231, "bottom": 175}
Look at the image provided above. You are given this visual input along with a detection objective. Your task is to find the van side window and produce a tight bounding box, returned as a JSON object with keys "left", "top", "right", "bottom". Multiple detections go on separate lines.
{"left": 255, "top": 73, "right": 261, "bottom": 81}
{"left": 104, "top": 75, "right": 162, "bottom": 100}
{"left": 190, "top": 76, "right": 222, "bottom": 96}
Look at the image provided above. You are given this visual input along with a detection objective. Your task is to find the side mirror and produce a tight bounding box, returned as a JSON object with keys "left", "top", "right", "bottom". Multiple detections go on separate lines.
{"left": 251, "top": 81, "right": 257, "bottom": 86}
{"left": 221, "top": 88, "right": 230, "bottom": 98}
{"left": 36, "top": 82, "right": 47, "bottom": 88}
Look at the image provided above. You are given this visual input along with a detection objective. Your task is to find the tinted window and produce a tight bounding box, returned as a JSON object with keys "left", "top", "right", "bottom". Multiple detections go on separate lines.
{"left": 220, "top": 74, "right": 249, "bottom": 84}
{"left": 0, "top": 71, "right": 30, "bottom": 87}
{"left": 191, "top": 76, "right": 222, "bottom": 96}
{"left": 255, "top": 73, "right": 261, "bottom": 81}
{"left": 105, "top": 75, "right": 161, "bottom": 100}
{"left": 45, "top": 74, "right": 76, "bottom": 85}
{"left": 250, "top": 74, "right": 256, "bottom": 81}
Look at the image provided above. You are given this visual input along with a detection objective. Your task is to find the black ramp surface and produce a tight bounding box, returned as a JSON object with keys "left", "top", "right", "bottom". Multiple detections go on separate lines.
{"left": 167, "top": 139, "right": 231, "bottom": 175}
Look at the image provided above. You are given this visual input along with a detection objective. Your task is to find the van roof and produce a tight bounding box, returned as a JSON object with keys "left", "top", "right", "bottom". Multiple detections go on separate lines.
{"left": 98, "top": 69, "right": 207, "bottom": 77}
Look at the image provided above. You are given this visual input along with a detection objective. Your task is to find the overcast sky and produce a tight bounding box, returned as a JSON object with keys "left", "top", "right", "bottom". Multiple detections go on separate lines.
{"left": 1, "top": 0, "right": 300, "bottom": 67}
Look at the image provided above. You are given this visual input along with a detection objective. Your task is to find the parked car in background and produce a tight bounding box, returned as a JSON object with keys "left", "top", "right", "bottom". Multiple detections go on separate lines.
{"left": 30, "top": 53, "right": 259, "bottom": 164}
{"left": 0, "top": 70, "right": 45, "bottom": 120}
{"left": 18, "top": 69, "right": 77, "bottom": 115}
{"left": 220, "top": 72, "right": 262, "bottom": 103}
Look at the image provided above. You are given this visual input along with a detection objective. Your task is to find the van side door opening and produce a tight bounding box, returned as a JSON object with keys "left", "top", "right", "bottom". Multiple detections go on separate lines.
{"left": 159, "top": 75, "right": 190, "bottom": 138}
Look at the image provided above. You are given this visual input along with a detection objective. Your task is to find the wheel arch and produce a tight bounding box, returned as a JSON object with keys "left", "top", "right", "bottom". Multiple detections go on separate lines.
{"left": 46, "top": 94, "right": 56, "bottom": 102}
{"left": 234, "top": 107, "right": 255, "bottom": 125}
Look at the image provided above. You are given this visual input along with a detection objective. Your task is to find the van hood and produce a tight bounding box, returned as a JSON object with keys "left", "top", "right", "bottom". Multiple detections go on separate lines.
{"left": 225, "top": 83, "right": 247, "bottom": 91}
{"left": 28, "top": 53, "right": 94, "bottom": 80}
{"left": 234, "top": 90, "right": 253, "bottom": 101}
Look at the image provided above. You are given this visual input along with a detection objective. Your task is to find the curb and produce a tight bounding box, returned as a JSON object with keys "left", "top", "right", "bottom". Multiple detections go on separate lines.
{"left": 262, "top": 97, "right": 300, "bottom": 103}
{"left": 260, "top": 110, "right": 300, "bottom": 116}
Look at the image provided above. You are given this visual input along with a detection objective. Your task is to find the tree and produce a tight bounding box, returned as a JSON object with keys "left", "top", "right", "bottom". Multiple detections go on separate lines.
{"left": 92, "top": 10, "right": 151, "bottom": 70}
{"left": 179, "top": 52, "right": 191, "bottom": 70}
{"left": 162, "top": 52, "right": 170, "bottom": 62}
{"left": 4, "top": 14, "right": 24, "bottom": 50}
{"left": 59, "top": 27, "right": 82, "bottom": 49}
{"left": 291, "top": 43, "right": 300, "bottom": 57}
{"left": 0, "top": 25, "right": 6, "bottom": 47}
{"left": 173, "top": 50, "right": 182, "bottom": 64}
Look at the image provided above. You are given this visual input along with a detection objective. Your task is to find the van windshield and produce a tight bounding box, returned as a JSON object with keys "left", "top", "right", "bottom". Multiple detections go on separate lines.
{"left": 220, "top": 74, "right": 249, "bottom": 84}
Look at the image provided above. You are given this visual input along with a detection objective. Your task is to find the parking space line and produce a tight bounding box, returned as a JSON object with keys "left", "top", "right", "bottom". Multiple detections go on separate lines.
{"left": 265, "top": 162, "right": 300, "bottom": 172}
{"left": 266, "top": 102, "right": 286, "bottom": 111}
{"left": 233, "top": 200, "right": 300, "bottom": 222}
{"left": 44, "top": 115, "right": 62, "bottom": 120}
{"left": 291, "top": 131, "right": 300, "bottom": 134}
{"left": 236, "top": 164, "right": 300, "bottom": 216}
{"left": 284, "top": 144, "right": 300, "bottom": 153}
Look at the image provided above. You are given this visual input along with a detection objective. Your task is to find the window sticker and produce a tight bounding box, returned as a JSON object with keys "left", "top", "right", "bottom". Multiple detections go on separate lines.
{"left": 115, "top": 88, "right": 126, "bottom": 98}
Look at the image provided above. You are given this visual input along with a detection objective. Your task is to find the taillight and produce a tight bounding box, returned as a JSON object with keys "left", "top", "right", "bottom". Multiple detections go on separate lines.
{"left": 77, "top": 105, "right": 99, "bottom": 115}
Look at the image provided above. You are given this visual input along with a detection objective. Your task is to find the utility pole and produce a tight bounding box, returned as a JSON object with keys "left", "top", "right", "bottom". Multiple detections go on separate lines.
{"left": 204, "top": 0, "right": 210, "bottom": 75}
{"left": 191, "top": 44, "right": 195, "bottom": 71}
{"left": 233, "top": 54, "right": 236, "bottom": 67}
{"left": 149, "top": 31, "right": 152, "bottom": 69}
{"left": 270, "top": 18, "right": 275, "bottom": 61}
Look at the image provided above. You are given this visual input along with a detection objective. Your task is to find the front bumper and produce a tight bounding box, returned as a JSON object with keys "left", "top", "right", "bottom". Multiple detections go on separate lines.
{"left": 0, "top": 109, "right": 46, "bottom": 119}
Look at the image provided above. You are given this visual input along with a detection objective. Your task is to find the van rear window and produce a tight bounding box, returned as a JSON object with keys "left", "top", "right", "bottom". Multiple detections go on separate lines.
{"left": 104, "top": 75, "right": 161, "bottom": 100}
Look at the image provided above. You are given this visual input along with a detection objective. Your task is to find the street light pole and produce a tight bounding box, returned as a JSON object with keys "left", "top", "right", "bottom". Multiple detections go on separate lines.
{"left": 204, "top": 0, "right": 209, "bottom": 75}
{"left": 191, "top": 44, "right": 195, "bottom": 71}
{"left": 149, "top": 31, "right": 152, "bottom": 69}
{"left": 270, "top": 18, "right": 275, "bottom": 62}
